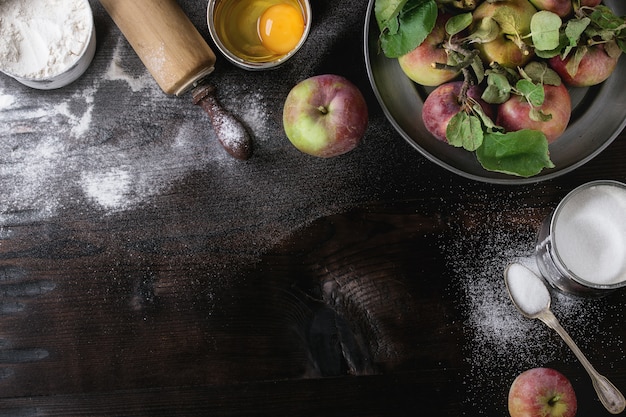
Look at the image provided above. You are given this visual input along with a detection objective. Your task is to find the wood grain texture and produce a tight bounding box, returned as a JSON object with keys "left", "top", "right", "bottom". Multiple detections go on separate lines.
{"left": 1, "top": 0, "right": 625, "bottom": 415}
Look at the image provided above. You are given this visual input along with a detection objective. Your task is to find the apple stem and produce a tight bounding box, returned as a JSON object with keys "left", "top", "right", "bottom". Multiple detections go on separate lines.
{"left": 548, "top": 394, "right": 562, "bottom": 407}
{"left": 317, "top": 105, "right": 329, "bottom": 115}
{"left": 489, "top": 61, "right": 517, "bottom": 85}
{"left": 458, "top": 69, "right": 472, "bottom": 108}
{"left": 444, "top": 43, "right": 480, "bottom": 72}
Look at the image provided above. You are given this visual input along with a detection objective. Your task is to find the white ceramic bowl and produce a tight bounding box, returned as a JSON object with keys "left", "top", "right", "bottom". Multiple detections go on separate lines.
{"left": 0, "top": 0, "right": 96, "bottom": 90}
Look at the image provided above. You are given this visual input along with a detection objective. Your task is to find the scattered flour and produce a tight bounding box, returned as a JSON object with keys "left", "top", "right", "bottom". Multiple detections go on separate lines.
{"left": 0, "top": 34, "right": 275, "bottom": 218}
{"left": 0, "top": 0, "right": 92, "bottom": 79}
{"left": 104, "top": 39, "right": 155, "bottom": 93}
{"left": 81, "top": 169, "right": 132, "bottom": 211}
{"left": 0, "top": 94, "right": 15, "bottom": 109}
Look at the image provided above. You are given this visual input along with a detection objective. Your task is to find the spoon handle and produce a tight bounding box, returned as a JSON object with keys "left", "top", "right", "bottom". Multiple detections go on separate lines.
{"left": 539, "top": 310, "right": 626, "bottom": 414}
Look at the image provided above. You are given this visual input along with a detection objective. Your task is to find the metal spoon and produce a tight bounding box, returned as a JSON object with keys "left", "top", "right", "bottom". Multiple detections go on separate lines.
{"left": 504, "top": 262, "right": 626, "bottom": 414}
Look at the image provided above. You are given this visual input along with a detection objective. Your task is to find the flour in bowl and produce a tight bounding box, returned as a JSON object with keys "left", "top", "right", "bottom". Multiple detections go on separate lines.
{"left": 0, "top": 0, "right": 92, "bottom": 79}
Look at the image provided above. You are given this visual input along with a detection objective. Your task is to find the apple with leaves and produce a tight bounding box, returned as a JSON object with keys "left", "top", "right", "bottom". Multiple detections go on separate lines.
{"left": 549, "top": 44, "right": 620, "bottom": 87}
{"left": 509, "top": 368, "right": 577, "bottom": 417}
{"left": 529, "top": 0, "right": 572, "bottom": 17}
{"left": 422, "top": 81, "right": 493, "bottom": 143}
{"left": 398, "top": 13, "right": 460, "bottom": 87}
{"left": 282, "top": 74, "right": 368, "bottom": 158}
{"left": 497, "top": 82, "right": 571, "bottom": 143}
{"left": 471, "top": 0, "right": 538, "bottom": 67}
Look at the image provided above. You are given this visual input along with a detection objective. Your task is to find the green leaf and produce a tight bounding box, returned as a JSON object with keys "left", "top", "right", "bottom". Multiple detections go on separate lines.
{"left": 522, "top": 61, "right": 561, "bottom": 86}
{"left": 376, "top": 0, "right": 438, "bottom": 58}
{"left": 471, "top": 103, "right": 499, "bottom": 132}
{"left": 565, "top": 17, "right": 590, "bottom": 48}
{"left": 605, "top": 39, "right": 622, "bottom": 59}
{"left": 468, "top": 16, "right": 500, "bottom": 44}
{"left": 375, "top": 0, "right": 406, "bottom": 26}
{"left": 590, "top": 5, "right": 626, "bottom": 31}
{"left": 446, "top": 12, "right": 473, "bottom": 37}
{"left": 529, "top": 108, "right": 552, "bottom": 122}
{"left": 447, "top": 112, "right": 484, "bottom": 151}
{"left": 531, "top": 11, "right": 562, "bottom": 51}
{"left": 476, "top": 130, "right": 554, "bottom": 177}
{"left": 535, "top": 46, "right": 563, "bottom": 59}
{"left": 617, "top": 37, "right": 626, "bottom": 54}
{"left": 471, "top": 55, "right": 485, "bottom": 84}
{"left": 515, "top": 79, "right": 545, "bottom": 107}
{"left": 482, "top": 73, "right": 511, "bottom": 104}
{"left": 565, "top": 46, "right": 587, "bottom": 77}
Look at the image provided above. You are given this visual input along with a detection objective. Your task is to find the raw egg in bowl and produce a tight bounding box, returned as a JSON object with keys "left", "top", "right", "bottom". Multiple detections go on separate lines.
{"left": 207, "top": 0, "right": 311, "bottom": 70}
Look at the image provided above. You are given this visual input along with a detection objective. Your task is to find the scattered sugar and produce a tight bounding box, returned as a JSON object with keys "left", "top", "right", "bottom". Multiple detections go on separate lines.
{"left": 444, "top": 199, "right": 624, "bottom": 414}
{"left": 505, "top": 263, "right": 550, "bottom": 317}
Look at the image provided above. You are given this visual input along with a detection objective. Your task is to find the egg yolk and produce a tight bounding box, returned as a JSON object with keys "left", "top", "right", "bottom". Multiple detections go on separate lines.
{"left": 258, "top": 4, "right": 305, "bottom": 55}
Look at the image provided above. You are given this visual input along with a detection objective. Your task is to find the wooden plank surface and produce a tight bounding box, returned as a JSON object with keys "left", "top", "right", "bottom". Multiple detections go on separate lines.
{"left": 1, "top": 0, "right": 625, "bottom": 415}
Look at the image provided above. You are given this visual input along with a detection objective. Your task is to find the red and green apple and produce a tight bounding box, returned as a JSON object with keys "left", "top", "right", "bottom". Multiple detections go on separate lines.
{"left": 549, "top": 44, "right": 620, "bottom": 87}
{"left": 497, "top": 83, "right": 571, "bottom": 143}
{"left": 529, "top": 0, "right": 572, "bottom": 17}
{"left": 282, "top": 74, "right": 368, "bottom": 158}
{"left": 509, "top": 367, "right": 577, "bottom": 417}
{"left": 422, "top": 81, "right": 493, "bottom": 142}
{"left": 398, "top": 13, "right": 460, "bottom": 87}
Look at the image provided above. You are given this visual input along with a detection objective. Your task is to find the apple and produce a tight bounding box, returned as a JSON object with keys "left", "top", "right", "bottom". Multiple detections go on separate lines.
{"left": 509, "top": 367, "right": 577, "bottom": 417}
{"left": 282, "top": 74, "right": 368, "bottom": 157}
{"left": 549, "top": 44, "right": 620, "bottom": 87}
{"left": 581, "top": 0, "right": 601, "bottom": 6}
{"left": 497, "top": 83, "right": 571, "bottom": 143}
{"left": 471, "top": 0, "right": 538, "bottom": 67}
{"left": 422, "top": 81, "right": 494, "bottom": 142}
{"left": 529, "top": 0, "right": 572, "bottom": 17}
{"left": 398, "top": 13, "right": 460, "bottom": 87}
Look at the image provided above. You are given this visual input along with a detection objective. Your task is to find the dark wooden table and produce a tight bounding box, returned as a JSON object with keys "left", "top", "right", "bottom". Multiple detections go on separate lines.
{"left": 1, "top": 1, "right": 625, "bottom": 415}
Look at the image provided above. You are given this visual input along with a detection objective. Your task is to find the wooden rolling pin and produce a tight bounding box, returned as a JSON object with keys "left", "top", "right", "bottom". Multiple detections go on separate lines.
{"left": 98, "top": 0, "right": 253, "bottom": 160}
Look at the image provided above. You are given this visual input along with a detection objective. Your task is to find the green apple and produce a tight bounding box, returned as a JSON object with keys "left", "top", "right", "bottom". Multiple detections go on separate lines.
{"left": 471, "top": 0, "right": 538, "bottom": 67}
{"left": 282, "top": 74, "right": 368, "bottom": 158}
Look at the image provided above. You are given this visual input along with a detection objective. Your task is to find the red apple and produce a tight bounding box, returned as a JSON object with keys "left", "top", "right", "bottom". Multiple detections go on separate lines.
{"left": 282, "top": 74, "right": 368, "bottom": 157}
{"left": 549, "top": 44, "right": 619, "bottom": 87}
{"left": 497, "top": 83, "right": 571, "bottom": 143}
{"left": 471, "top": 0, "right": 537, "bottom": 67}
{"left": 422, "top": 81, "right": 494, "bottom": 142}
{"left": 581, "top": 0, "right": 601, "bottom": 6}
{"left": 509, "top": 367, "right": 577, "bottom": 417}
{"left": 529, "top": 0, "right": 572, "bottom": 17}
{"left": 398, "top": 13, "right": 460, "bottom": 87}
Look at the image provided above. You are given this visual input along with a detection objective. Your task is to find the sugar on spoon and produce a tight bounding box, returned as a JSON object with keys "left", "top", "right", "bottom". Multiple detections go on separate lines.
{"left": 504, "top": 262, "right": 626, "bottom": 414}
